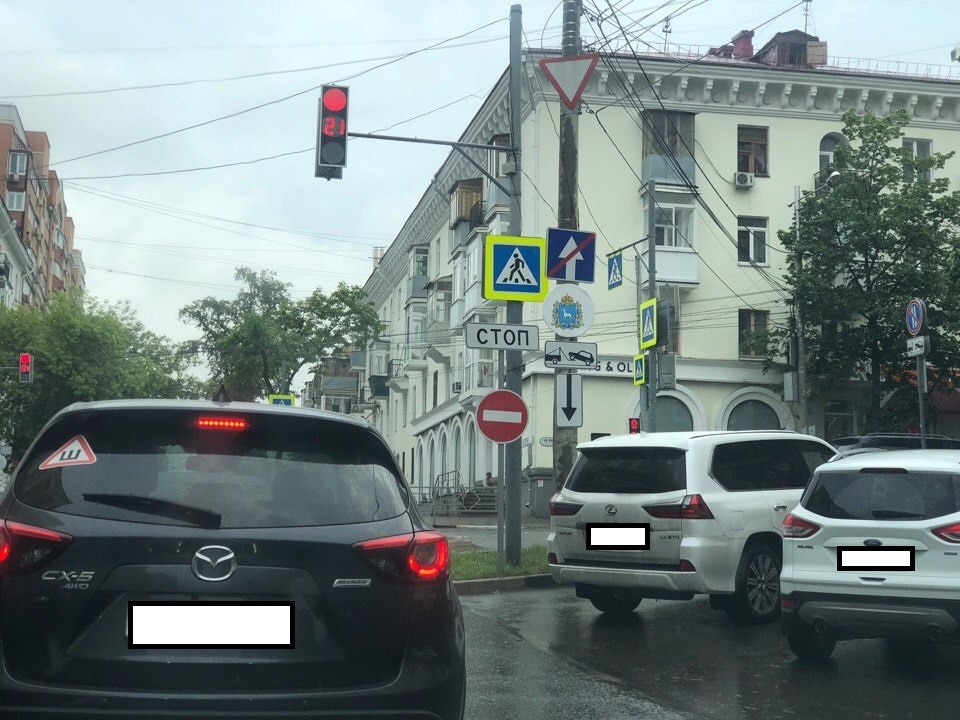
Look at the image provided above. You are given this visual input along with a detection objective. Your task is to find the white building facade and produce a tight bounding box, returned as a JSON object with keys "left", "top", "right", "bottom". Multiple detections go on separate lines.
{"left": 358, "top": 30, "right": 960, "bottom": 499}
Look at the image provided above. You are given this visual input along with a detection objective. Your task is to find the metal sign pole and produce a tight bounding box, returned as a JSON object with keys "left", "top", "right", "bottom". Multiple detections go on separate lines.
{"left": 918, "top": 354, "right": 928, "bottom": 449}
{"left": 497, "top": 440, "right": 506, "bottom": 577}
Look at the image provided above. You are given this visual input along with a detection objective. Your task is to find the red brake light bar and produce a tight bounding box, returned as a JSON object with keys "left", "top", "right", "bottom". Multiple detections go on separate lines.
{"left": 195, "top": 417, "right": 248, "bottom": 431}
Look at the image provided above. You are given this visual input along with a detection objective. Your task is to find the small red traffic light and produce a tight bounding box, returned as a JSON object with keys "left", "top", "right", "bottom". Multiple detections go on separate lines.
{"left": 628, "top": 417, "right": 641, "bottom": 434}
{"left": 322, "top": 87, "right": 347, "bottom": 112}
{"left": 19, "top": 353, "right": 33, "bottom": 383}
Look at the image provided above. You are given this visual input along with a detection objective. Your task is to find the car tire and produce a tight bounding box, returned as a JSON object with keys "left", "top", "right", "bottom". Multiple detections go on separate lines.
{"left": 589, "top": 589, "right": 642, "bottom": 615}
{"left": 787, "top": 626, "right": 836, "bottom": 662}
{"left": 729, "top": 542, "right": 782, "bottom": 624}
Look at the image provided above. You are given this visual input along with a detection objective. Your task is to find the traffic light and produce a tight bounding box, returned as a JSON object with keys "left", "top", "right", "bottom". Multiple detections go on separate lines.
{"left": 19, "top": 353, "right": 32, "bottom": 383}
{"left": 316, "top": 85, "right": 349, "bottom": 179}
{"left": 628, "top": 417, "right": 641, "bottom": 434}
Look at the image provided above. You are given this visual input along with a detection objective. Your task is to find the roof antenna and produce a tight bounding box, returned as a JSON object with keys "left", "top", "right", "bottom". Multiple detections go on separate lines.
{"left": 804, "top": 0, "right": 813, "bottom": 34}
{"left": 212, "top": 384, "right": 231, "bottom": 403}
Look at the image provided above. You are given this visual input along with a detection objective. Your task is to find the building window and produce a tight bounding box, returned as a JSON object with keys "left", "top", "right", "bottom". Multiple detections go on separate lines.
{"left": 5, "top": 191, "right": 25, "bottom": 212}
{"left": 787, "top": 42, "right": 807, "bottom": 65}
{"left": 412, "top": 248, "right": 428, "bottom": 278}
{"left": 738, "top": 309, "right": 769, "bottom": 358}
{"left": 654, "top": 206, "right": 693, "bottom": 247}
{"left": 819, "top": 133, "right": 842, "bottom": 171}
{"left": 903, "top": 138, "right": 932, "bottom": 183}
{"left": 737, "top": 126, "right": 768, "bottom": 176}
{"left": 656, "top": 396, "right": 694, "bottom": 431}
{"left": 433, "top": 370, "right": 439, "bottom": 409}
{"left": 824, "top": 401, "right": 857, "bottom": 441}
{"left": 727, "top": 399, "right": 781, "bottom": 430}
{"left": 737, "top": 217, "right": 768, "bottom": 264}
{"left": 643, "top": 111, "right": 695, "bottom": 158}
{"left": 492, "top": 134, "right": 510, "bottom": 178}
{"left": 7, "top": 152, "right": 27, "bottom": 175}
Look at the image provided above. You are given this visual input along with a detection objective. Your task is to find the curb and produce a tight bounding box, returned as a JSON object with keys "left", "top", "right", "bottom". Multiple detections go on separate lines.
{"left": 453, "top": 574, "right": 557, "bottom": 596}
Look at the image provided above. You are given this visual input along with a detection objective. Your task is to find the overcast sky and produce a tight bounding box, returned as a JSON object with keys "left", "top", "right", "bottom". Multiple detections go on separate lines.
{"left": 3, "top": 0, "right": 957, "bottom": 391}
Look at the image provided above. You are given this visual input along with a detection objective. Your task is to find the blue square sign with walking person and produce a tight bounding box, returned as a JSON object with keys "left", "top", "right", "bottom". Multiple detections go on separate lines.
{"left": 483, "top": 235, "right": 548, "bottom": 302}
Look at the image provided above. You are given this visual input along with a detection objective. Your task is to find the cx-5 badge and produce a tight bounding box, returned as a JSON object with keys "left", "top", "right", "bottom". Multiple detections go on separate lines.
{"left": 192, "top": 546, "right": 237, "bottom": 582}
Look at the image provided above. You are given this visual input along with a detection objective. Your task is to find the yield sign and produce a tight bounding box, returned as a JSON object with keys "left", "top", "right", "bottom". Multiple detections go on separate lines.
{"left": 538, "top": 54, "right": 600, "bottom": 110}
{"left": 477, "top": 389, "right": 529, "bottom": 444}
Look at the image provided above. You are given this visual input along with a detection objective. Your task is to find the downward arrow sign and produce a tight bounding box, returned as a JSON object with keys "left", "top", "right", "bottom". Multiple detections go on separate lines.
{"left": 562, "top": 374, "right": 577, "bottom": 420}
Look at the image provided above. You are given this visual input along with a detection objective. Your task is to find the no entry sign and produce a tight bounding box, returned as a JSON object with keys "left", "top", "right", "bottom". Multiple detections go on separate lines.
{"left": 476, "top": 390, "right": 529, "bottom": 444}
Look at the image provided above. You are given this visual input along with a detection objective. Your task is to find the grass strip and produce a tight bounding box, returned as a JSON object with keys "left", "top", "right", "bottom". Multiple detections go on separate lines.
{"left": 451, "top": 544, "right": 548, "bottom": 581}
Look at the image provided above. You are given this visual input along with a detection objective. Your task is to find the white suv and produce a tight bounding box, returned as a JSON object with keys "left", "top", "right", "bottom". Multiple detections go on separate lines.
{"left": 781, "top": 450, "right": 960, "bottom": 661}
{"left": 547, "top": 431, "right": 835, "bottom": 623}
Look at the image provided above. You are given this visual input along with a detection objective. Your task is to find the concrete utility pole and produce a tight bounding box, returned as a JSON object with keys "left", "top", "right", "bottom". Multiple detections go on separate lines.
{"left": 552, "top": 0, "right": 582, "bottom": 491}
{"left": 645, "top": 179, "right": 659, "bottom": 431}
{"left": 504, "top": 3, "right": 524, "bottom": 566}
{"left": 794, "top": 184, "right": 808, "bottom": 432}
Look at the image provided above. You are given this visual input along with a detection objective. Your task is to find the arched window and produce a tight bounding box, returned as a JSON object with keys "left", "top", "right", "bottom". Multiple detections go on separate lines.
{"left": 819, "top": 133, "right": 844, "bottom": 171}
{"left": 466, "top": 421, "right": 477, "bottom": 486}
{"left": 656, "top": 396, "right": 694, "bottom": 432}
{"left": 727, "top": 400, "right": 781, "bottom": 431}
{"left": 452, "top": 426, "right": 462, "bottom": 484}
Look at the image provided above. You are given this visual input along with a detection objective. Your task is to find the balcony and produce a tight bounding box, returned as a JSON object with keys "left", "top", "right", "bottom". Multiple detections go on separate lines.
{"left": 407, "top": 274, "right": 428, "bottom": 302}
{"left": 350, "top": 350, "right": 367, "bottom": 372}
{"left": 641, "top": 154, "right": 696, "bottom": 186}
{"left": 320, "top": 376, "right": 357, "bottom": 394}
{"left": 369, "top": 375, "right": 389, "bottom": 399}
{"left": 386, "top": 359, "right": 410, "bottom": 394}
{"left": 640, "top": 245, "right": 699, "bottom": 287}
{"left": 451, "top": 221, "right": 470, "bottom": 252}
{"left": 468, "top": 201, "right": 486, "bottom": 231}
{"left": 486, "top": 180, "right": 510, "bottom": 210}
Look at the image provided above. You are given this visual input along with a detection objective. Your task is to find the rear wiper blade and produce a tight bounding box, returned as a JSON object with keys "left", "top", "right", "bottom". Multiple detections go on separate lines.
{"left": 82, "top": 493, "right": 222, "bottom": 528}
{"left": 871, "top": 509, "right": 926, "bottom": 519}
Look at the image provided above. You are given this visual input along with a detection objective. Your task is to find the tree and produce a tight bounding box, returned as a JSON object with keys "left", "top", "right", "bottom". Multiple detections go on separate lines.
{"left": 179, "top": 267, "right": 382, "bottom": 401}
{"left": 0, "top": 290, "right": 202, "bottom": 464}
{"left": 773, "top": 109, "right": 960, "bottom": 432}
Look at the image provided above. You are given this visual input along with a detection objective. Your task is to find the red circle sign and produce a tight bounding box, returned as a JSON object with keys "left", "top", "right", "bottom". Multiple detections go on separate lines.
{"left": 476, "top": 390, "right": 528, "bottom": 444}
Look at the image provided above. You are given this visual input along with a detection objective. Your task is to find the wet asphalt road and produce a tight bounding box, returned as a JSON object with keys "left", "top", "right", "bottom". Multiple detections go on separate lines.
{"left": 462, "top": 587, "right": 960, "bottom": 720}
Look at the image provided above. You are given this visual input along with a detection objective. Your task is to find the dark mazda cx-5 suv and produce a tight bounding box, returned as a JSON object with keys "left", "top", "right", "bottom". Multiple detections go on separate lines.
{"left": 0, "top": 399, "right": 464, "bottom": 719}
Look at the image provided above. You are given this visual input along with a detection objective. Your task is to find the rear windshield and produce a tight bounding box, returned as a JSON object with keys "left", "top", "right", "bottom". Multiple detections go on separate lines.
{"left": 566, "top": 447, "right": 686, "bottom": 494}
{"left": 15, "top": 409, "right": 408, "bottom": 528}
{"left": 802, "top": 470, "right": 960, "bottom": 521}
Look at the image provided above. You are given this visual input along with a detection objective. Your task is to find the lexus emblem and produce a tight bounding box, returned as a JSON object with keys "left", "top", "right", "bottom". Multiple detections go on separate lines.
{"left": 192, "top": 545, "right": 237, "bottom": 582}
{"left": 864, "top": 539, "right": 883, "bottom": 547}
{"left": 605, "top": 505, "right": 618, "bottom": 516}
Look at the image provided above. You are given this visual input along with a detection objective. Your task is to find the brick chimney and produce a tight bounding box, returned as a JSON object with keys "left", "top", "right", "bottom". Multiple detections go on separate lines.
{"left": 731, "top": 30, "right": 754, "bottom": 59}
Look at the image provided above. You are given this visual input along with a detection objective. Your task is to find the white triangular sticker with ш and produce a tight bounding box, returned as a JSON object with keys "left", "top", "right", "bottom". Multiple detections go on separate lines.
{"left": 39, "top": 435, "right": 97, "bottom": 470}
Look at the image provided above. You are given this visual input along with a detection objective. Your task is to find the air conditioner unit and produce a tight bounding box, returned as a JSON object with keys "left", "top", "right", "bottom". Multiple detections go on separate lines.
{"left": 451, "top": 381, "right": 463, "bottom": 395}
{"left": 7, "top": 173, "right": 20, "bottom": 182}
{"left": 734, "top": 171, "right": 755, "bottom": 188}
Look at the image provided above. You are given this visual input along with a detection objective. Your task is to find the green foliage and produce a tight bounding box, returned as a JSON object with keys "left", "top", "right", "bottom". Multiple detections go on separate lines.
{"left": 179, "top": 267, "right": 383, "bottom": 401}
{"left": 773, "top": 109, "right": 960, "bottom": 431}
{"left": 0, "top": 290, "right": 202, "bottom": 463}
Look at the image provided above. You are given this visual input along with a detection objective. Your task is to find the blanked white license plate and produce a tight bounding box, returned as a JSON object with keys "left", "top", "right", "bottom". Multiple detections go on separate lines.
{"left": 586, "top": 523, "right": 650, "bottom": 550}
{"left": 836, "top": 547, "right": 915, "bottom": 571}
{"left": 128, "top": 602, "right": 294, "bottom": 648}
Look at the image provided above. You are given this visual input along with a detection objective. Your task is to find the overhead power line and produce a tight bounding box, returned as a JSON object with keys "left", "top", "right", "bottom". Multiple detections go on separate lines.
{"left": 35, "top": 17, "right": 507, "bottom": 173}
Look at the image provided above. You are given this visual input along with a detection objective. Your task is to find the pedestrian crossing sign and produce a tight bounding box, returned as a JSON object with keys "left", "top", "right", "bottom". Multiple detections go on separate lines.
{"left": 639, "top": 297, "right": 657, "bottom": 350}
{"left": 483, "top": 235, "right": 548, "bottom": 302}
{"left": 608, "top": 253, "right": 623, "bottom": 290}
{"left": 633, "top": 353, "right": 647, "bottom": 386}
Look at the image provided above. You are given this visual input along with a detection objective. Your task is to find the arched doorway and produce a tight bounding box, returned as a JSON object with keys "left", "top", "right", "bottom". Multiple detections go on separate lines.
{"left": 727, "top": 399, "right": 781, "bottom": 430}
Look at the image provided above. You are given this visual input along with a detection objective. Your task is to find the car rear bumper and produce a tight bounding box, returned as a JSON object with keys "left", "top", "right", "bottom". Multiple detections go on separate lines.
{"left": 782, "top": 591, "right": 960, "bottom": 640}
{"left": 548, "top": 561, "right": 701, "bottom": 596}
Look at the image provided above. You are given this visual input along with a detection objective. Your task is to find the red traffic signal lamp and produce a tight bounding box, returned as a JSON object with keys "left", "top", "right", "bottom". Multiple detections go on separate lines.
{"left": 628, "top": 417, "right": 641, "bottom": 434}
{"left": 19, "top": 353, "right": 33, "bottom": 383}
{"left": 316, "top": 85, "right": 349, "bottom": 178}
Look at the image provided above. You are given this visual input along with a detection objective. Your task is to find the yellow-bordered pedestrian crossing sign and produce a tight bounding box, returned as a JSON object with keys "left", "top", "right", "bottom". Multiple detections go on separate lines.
{"left": 268, "top": 394, "right": 296, "bottom": 406}
{"left": 483, "top": 235, "right": 548, "bottom": 302}
{"left": 639, "top": 298, "right": 657, "bottom": 350}
{"left": 633, "top": 353, "right": 647, "bottom": 386}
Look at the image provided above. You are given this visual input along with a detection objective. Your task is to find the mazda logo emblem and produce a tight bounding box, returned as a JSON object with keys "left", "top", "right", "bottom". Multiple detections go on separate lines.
{"left": 605, "top": 505, "right": 618, "bottom": 516}
{"left": 192, "top": 545, "right": 237, "bottom": 582}
{"left": 863, "top": 539, "right": 883, "bottom": 547}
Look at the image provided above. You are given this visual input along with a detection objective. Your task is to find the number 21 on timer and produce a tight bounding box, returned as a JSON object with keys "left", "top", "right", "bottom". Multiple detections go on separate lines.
{"left": 324, "top": 117, "right": 345, "bottom": 137}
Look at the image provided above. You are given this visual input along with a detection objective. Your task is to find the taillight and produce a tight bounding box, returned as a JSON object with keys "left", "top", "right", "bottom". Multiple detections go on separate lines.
{"left": 644, "top": 494, "right": 714, "bottom": 520}
{"left": 353, "top": 532, "right": 450, "bottom": 583}
{"left": 549, "top": 497, "right": 582, "bottom": 516}
{"left": 195, "top": 416, "right": 248, "bottom": 431}
{"left": 782, "top": 513, "right": 821, "bottom": 538}
{"left": 0, "top": 520, "right": 72, "bottom": 575}
{"left": 932, "top": 522, "right": 960, "bottom": 544}
{"left": 681, "top": 494, "right": 714, "bottom": 519}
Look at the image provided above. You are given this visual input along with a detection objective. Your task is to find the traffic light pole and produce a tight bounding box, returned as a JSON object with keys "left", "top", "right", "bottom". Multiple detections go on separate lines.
{"left": 552, "top": 0, "right": 582, "bottom": 493}
{"left": 504, "top": 3, "right": 523, "bottom": 566}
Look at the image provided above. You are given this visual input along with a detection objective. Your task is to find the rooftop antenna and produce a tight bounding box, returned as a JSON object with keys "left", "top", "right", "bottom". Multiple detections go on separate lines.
{"left": 663, "top": 15, "right": 672, "bottom": 53}
{"left": 804, "top": 0, "right": 813, "bottom": 34}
